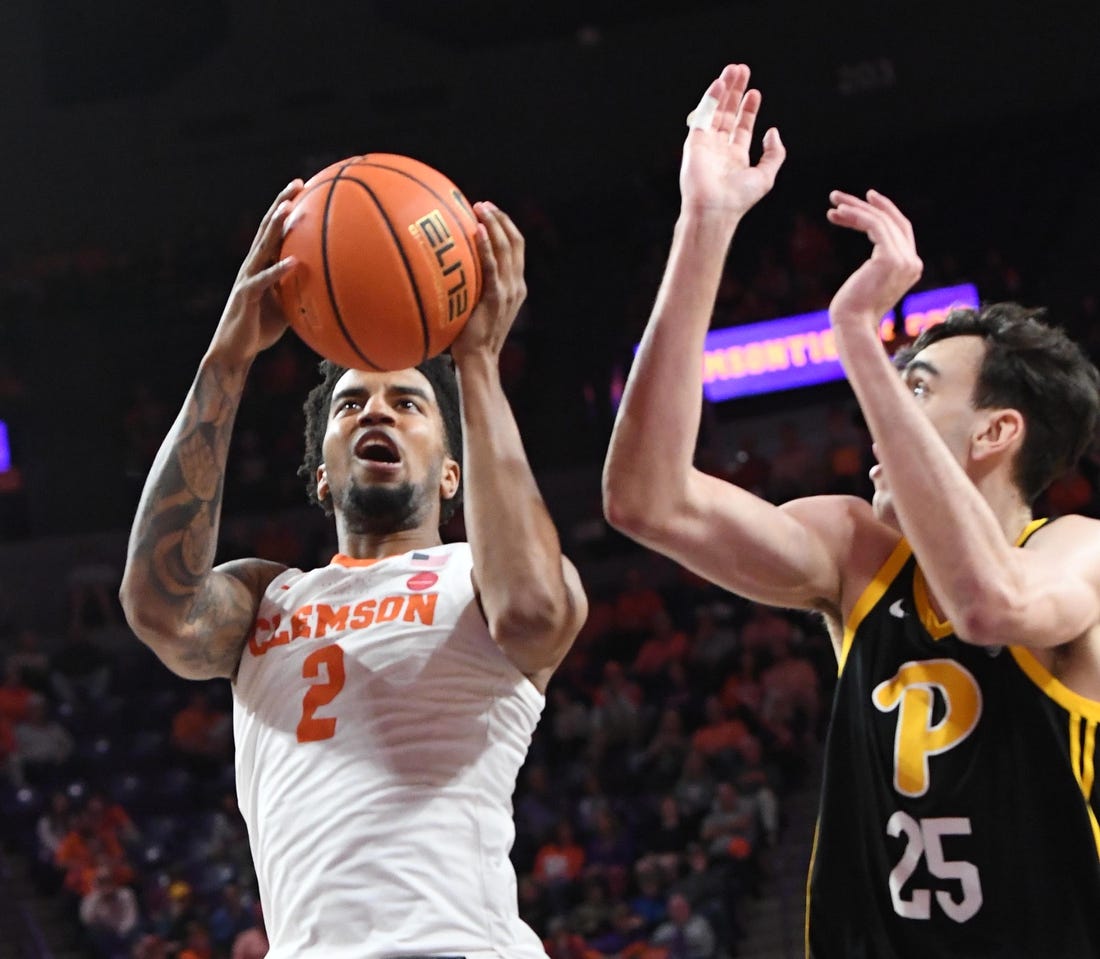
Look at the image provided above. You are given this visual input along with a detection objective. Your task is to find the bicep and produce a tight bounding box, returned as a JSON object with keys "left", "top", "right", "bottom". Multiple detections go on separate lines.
{"left": 475, "top": 556, "right": 589, "bottom": 689}
{"left": 991, "top": 525, "right": 1100, "bottom": 649}
{"left": 643, "top": 471, "right": 850, "bottom": 614}
{"left": 145, "top": 559, "right": 285, "bottom": 681}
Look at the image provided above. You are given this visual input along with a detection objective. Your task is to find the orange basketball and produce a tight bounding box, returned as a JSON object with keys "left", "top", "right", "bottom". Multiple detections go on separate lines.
{"left": 278, "top": 154, "right": 482, "bottom": 371}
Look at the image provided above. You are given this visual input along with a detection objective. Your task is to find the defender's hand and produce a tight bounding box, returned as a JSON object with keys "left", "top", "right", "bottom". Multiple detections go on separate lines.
{"left": 680, "top": 63, "right": 786, "bottom": 222}
{"left": 827, "top": 189, "right": 923, "bottom": 331}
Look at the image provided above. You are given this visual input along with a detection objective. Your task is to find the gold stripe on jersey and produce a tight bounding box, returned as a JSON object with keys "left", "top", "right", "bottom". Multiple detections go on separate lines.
{"left": 1073, "top": 717, "right": 1100, "bottom": 857}
{"left": 1011, "top": 646, "right": 1100, "bottom": 858}
{"left": 1084, "top": 719, "right": 1097, "bottom": 798}
{"left": 838, "top": 537, "right": 912, "bottom": 674}
{"left": 912, "top": 566, "right": 954, "bottom": 639}
{"left": 1010, "top": 647, "right": 1100, "bottom": 723}
{"left": 804, "top": 819, "right": 821, "bottom": 959}
{"left": 911, "top": 519, "right": 1049, "bottom": 642}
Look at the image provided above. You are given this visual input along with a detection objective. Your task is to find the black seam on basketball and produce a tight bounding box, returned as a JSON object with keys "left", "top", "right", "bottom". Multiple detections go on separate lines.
{"left": 358, "top": 159, "right": 482, "bottom": 343}
{"left": 342, "top": 176, "right": 432, "bottom": 365}
{"left": 323, "top": 163, "right": 385, "bottom": 371}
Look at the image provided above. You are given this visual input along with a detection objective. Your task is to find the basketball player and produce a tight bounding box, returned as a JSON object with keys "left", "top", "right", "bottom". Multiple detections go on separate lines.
{"left": 603, "top": 63, "right": 1100, "bottom": 957}
{"left": 120, "top": 182, "right": 588, "bottom": 959}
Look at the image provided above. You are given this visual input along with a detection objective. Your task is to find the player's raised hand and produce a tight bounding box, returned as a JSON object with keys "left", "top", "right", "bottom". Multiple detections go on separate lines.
{"left": 827, "top": 189, "right": 923, "bottom": 330}
{"left": 680, "top": 63, "right": 786, "bottom": 221}
{"left": 451, "top": 201, "right": 527, "bottom": 361}
{"left": 210, "top": 179, "right": 303, "bottom": 365}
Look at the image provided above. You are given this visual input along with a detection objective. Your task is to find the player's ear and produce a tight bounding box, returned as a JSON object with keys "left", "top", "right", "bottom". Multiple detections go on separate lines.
{"left": 973, "top": 408, "right": 1024, "bottom": 462}
{"left": 440, "top": 457, "right": 460, "bottom": 502}
{"left": 316, "top": 465, "right": 330, "bottom": 502}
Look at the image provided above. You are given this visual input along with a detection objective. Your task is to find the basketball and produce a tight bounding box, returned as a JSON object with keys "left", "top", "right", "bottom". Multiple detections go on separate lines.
{"left": 278, "top": 154, "right": 483, "bottom": 371}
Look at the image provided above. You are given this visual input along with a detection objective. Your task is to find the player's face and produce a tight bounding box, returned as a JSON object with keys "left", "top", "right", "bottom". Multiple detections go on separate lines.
{"left": 871, "top": 335, "right": 988, "bottom": 528}
{"left": 317, "top": 368, "right": 459, "bottom": 532}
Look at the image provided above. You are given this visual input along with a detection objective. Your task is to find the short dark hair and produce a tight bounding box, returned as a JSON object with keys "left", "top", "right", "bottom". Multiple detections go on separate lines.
{"left": 895, "top": 302, "right": 1100, "bottom": 503}
{"left": 298, "top": 355, "right": 464, "bottom": 524}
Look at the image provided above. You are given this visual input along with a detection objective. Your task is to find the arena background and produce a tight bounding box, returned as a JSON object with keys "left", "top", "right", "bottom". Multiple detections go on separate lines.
{"left": 0, "top": 3, "right": 1099, "bottom": 956}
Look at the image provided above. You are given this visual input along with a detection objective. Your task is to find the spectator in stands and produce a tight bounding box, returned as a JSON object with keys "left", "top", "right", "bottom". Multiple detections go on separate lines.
{"left": 193, "top": 792, "right": 256, "bottom": 890}
{"left": 178, "top": 920, "right": 214, "bottom": 959}
{"left": 671, "top": 842, "right": 741, "bottom": 950}
{"left": 79, "top": 865, "right": 141, "bottom": 957}
{"left": 630, "top": 862, "right": 669, "bottom": 932}
{"left": 658, "top": 661, "right": 703, "bottom": 730}
{"left": 613, "top": 568, "right": 666, "bottom": 638}
{"left": 548, "top": 685, "right": 593, "bottom": 766}
{"left": 519, "top": 874, "right": 552, "bottom": 941}
{"left": 65, "top": 547, "right": 120, "bottom": 634}
{"left": 673, "top": 751, "right": 716, "bottom": 831}
{"left": 649, "top": 892, "right": 718, "bottom": 959}
{"left": 0, "top": 713, "right": 16, "bottom": 785}
{"left": 516, "top": 763, "right": 566, "bottom": 850}
{"left": 633, "top": 709, "right": 689, "bottom": 795}
{"left": 584, "top": 807, "right": 635, "bottom": 880}
{"left": 544, "top": 916, "right": 598, "bottom": 959}
{"left": 11, "top": 695, "right": 74, "bottom": 786}
{"left": 631, "top": 610, "right": 689, "bottom": 684}
{"left": 4, "top": 627, "right": 52, "bottom": 698}
{"left": 587, "top": 901, "right": 650, "bottom": 958}
{"left": 170, "top": 690, "right": 232, "bottom": 771}
{"left": 86, "top": 789, "right": 140, "bottom": 851}
{"left": 591, "top": 661, "right": 645, "bottom": 760}
{"left": 690, "top": 697, "right": 752, "bottom": 779}
{"left": 132, "top": 933, "right": 171, "bottom": 959}
{"left": 208, "top": 882, "right": 255, "bottom": 955}
{"left": 568, "top": 874, "right": 614, "bottom": 940}
{"left": 686, "top": 608, "right": 738, "bottom": 679}
{"left": 36, "top": 789, "right": 73, "bottom": 860}
{"left": 0, "top": 660, "right": 33, "bottom": 725}
{"left": 534, "top": 818, "right": 587, "bottom": 908}
{"left": 638, "top": 794, "right": 693, "bottom": 877}
{"left": 759, "top": 635, "right": 820, "bottom": 751}
{"left": 700, "top": 782, "right": 757, "bottom": 862}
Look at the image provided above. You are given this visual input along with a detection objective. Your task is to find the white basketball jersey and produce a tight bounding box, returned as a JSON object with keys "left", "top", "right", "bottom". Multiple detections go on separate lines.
{"left": 232, "top": 542, "right": 548, "bottom": 959}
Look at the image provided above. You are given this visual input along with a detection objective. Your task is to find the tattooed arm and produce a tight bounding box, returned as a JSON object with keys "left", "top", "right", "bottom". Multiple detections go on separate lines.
{"left": 120, "top": 180, "right": 303, "bottom": 680}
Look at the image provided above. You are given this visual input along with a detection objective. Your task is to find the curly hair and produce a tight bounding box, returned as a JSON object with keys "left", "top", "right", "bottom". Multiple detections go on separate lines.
{"left": 895, "top": 302, "right": 1100, "bottom": 504}
{"left": 298, "top": 355, "right": 464, "bottom": 525}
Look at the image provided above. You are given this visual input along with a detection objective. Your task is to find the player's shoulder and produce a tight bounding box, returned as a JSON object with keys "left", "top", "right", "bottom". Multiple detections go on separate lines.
{"left": 1025, "top": 514, "right": 1100, "bottom": 551}
{"left": 781, "top": 493, "right": 891, "bottom": 549}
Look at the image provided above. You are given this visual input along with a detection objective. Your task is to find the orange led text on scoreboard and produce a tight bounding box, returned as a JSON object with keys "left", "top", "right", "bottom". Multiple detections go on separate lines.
{"left": 702, "top": 305, "right": 954, "bottom": 384}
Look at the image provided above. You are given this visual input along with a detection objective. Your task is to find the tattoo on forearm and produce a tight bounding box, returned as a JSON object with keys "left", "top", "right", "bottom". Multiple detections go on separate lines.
{"left": 128, "top": 363, "right": 255, "bottom": 669}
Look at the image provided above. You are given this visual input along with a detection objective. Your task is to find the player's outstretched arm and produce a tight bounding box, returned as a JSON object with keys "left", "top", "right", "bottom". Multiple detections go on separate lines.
{"left": 827, "top": 190, "right": 1100, "bottom": 647}
{"left": 603, "top": 64, "right": 852, "bottom": 615}
{"left": 119, "top": 180, "right": 302, "bottom": 679}
{"left": 451, "top": 202, "right": 587, "bottom": 693}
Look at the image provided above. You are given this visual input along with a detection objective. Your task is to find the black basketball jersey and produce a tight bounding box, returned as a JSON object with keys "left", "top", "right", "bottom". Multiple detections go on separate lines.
{"left": 807, "top": 520, "right": 1100, "bottom": 958}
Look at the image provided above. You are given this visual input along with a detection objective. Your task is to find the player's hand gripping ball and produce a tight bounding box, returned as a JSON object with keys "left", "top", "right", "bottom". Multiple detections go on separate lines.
{"left": 278, "top": 154, "right": 483, "bottom": 371}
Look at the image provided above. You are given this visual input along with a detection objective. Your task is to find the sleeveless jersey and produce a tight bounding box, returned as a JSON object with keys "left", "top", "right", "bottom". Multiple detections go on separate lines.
{"left": 232, "top": 542, "right": 549, "bottom": 959}
{"left": 807, "top": 520, "right": 1100, "bottom": 958}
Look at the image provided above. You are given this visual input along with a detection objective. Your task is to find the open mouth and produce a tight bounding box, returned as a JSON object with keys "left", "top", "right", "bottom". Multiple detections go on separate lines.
{"left": 354, "top": 434, "right": 400, "bottom": 464}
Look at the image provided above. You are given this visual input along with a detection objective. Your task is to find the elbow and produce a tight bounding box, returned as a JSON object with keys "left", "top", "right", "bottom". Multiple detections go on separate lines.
{"left": 119, "top": 571, "right": 159, "bottom": 641}
{"left": 602, "top": 476, "right": 665, "bottom": 543}
{"left": 954, "top": 585, "right": 1021, "bottom": 646}
{"left": 494, "top": 596, "right": 567, "bottom": 645}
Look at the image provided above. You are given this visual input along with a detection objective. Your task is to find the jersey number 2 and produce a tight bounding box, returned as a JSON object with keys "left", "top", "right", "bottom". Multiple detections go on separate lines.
{"left": 887, "top": 811, "right": 983, "bottom": 923}
{"left": 296, "top": 644, "right": 346, "bottom": 743}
